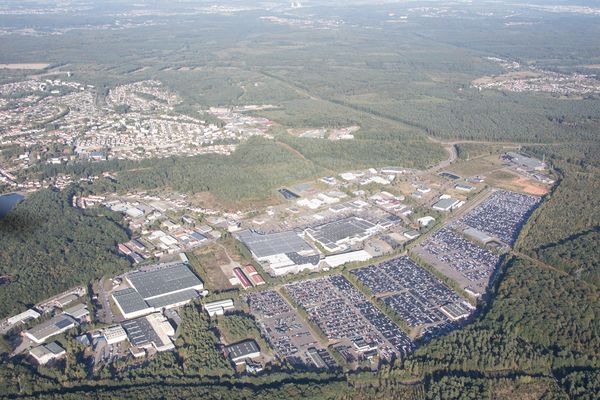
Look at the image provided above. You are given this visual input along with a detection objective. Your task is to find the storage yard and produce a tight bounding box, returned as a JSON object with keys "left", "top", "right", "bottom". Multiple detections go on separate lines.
{"left": 245, "top": 290, "right": 335, "bottom": 369}
{"left": 412, "top": 227, "right": 501, "bottom": 296}
{"left": 457, "top": 190, "right": 541, "bottom": 245}
{"left": 351, "top": 256, "right": 473, "bottom": 337}
{"left": 285, "top": 275, "right": 413, "bottom": 361}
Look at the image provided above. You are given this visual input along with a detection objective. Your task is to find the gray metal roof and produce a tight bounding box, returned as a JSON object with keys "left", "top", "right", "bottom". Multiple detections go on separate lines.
{"left": 63, "top": 303, "right": 89, "bottom": 320}
{"left": 45, "top": 341, "right": 65, "bottom": 354}
{"left": 433, "top": 198, "right": 459, "bottom": 210}
{"left": 463, "top": 227, "right": 493, "bottom": 243}
{"left": 122, "top": 318, "right": 156, "bottom": 347}
{"left": 127, "top": 263, "right": 203, "bottom": 300}
{"left": 113, "top": 288, "right": 150, "bottom": 315}
{"left": 26, "top": 314, "right": 77, "bottom": 342}
{"left": 146, "top": 289, "right": 199, "bottom": 309}
{"left": 226, "top": 339, "right": 260, "bottom": 360}
{"left": 236, "top": 230, "right": 314, "bottom": 258}
{"left": 306, "top": 217, "right": 375, "bottom": 244}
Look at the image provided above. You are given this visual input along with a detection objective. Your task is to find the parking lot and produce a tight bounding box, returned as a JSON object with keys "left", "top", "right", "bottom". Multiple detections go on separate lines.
{"left": 284, "top": 275, "right": 413, "bottom": 359}
{"left": 412, "top": 227, "right": 501, "bottom": 295}
{"left": 351, "top": 256, "right": 473, "bottom": 336}
{"left": 458, "top": 190, "right": 540, "bottom": 245}
{"left": 244, "top": 290, "right": 335, "bottom": 369}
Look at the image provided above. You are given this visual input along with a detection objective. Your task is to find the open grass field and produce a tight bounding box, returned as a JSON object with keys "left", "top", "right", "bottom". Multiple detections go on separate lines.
{"left": 0, "top": 63, "right": 49, "bottom": 70}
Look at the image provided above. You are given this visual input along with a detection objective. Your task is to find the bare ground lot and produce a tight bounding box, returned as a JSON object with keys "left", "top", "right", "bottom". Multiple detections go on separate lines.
{"left": 189, "top": 244, "right": 234, "bottom": 290}
{"left": 487, "top": 170, "right": 549, "bottom": 196}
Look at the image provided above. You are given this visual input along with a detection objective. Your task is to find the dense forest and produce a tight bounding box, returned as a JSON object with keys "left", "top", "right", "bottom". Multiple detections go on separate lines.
{"left": 518, "top": 143, "right": 600, "bottom": 286}
{"left": 0, "top": 188, "right": 130, "bottom": 319}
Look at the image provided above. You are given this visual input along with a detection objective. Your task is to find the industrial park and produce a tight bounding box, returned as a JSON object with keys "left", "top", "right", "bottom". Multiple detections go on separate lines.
{"left": 0, "top": 118, "right": 549, "bottom": 374}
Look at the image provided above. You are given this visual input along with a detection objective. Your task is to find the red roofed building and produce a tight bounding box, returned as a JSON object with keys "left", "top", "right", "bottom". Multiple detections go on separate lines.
{"left": 243, "top": 265, "right": 258, "bottom": 276}
{"left": 251, "top": 274, "right": 266, "bottom": 286}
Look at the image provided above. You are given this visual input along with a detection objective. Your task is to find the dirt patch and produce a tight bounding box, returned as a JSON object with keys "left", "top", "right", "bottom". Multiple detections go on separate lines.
{"left": 512, "top": 177, "right": 549, "bottom": 195}
{"left": 487, "top": 170, "right": 549, "bottom": 195}
{"left": 189, "top": 245, "right": 234, "bottom": 290}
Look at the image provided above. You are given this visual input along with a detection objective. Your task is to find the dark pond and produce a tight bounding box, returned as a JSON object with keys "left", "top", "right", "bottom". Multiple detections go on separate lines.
{"left": 0, "top": 193, "right": 24, "bottom": 219}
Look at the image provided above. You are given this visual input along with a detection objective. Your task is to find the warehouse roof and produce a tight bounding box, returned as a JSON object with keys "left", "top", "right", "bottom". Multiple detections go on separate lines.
{"left": 433, "top": 198, "right": 460, "bottom": 211}
{"left": 226, "top": 339, "right": 260, "bottom": 361}
{"left": 306, "top": 217, "right": 376, "bottom": 246}
{"left": 45, "top": 341, "right": 65, "bottom": 354}
{"left": 145, "top": 288, "right": 199, "bottom": 309}
{"left": 127, "top": 263, "right": 203, "bottom": 300}
{"left": 122, "top": 317, "right": 157, "bottom": 348}
{"left": 286, "top": 252, "right": 320, "bottom": 266}
{"left": 122, "top": 314, "right": 174, "bottom": 351}
{"left": 463, "top": 227, "right": 493, "bottom": 243}
{"left": 113, "top": 288, "right": 150, "bottom": 315}
{"left": 236, "top": 230, "right": 314, "bottom": 258}
{"left": 30, "top": 342, "right": 65, "bottom": 361}
{"left": 25, "top": 314, "right": 78, "bottom": 343}
{"left": 63, "top": 303, "right": 89, "bottom": 320}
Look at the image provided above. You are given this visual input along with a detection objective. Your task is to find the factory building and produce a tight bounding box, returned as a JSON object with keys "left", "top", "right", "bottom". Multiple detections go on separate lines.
{"left": 122, "top": 313, "right": 175, "bottom": 352}
{"left": 29, "top": 342, "right": 66, "bottom": 365}
{"left": 323, "top": 250, "right": 372, "bottom": 268}
{"left": 112, "top": 263, "right": 204, "bottom": 319}
{"left": 103, "top": 325, "right": 128, "bottom": 345}
{"left": 432, "top": 198, "right": 462, "bottom": 212}
{"left": 236, "top": 230, "right": 320, "bottom": 276}
{"left": 204, "top": 299, "right": 235, "bottom": 317}
{"left": 505, "top": 152, "right": 546, "bottom": 171}
{"left": 63, "top": 303, "right": 90, "bottom": 322}
{"left": 24, "top": 314, "right": 78, "bottom": 344}
{"left": 305, "top": 217, "right": 380, "bottom": 252}
{"left": 226, "top": 340, "right": 261, "bottom": 365}
{"left": 7, "top": 309, "right": 40, "bottom": 326}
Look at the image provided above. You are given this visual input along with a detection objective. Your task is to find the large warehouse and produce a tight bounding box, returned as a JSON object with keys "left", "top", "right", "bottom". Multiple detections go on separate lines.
{"left": 304, "top": 216, "right": 381, "bottom": 252}
{"left": 112, "top": 263, "right": 204, "bottom": 319}
{"left": 122, "top": 313, "right": 176, "bottom": 352}
{"left": 24, "top": 314, "right": 78, "bottom": 344}
{"left": 236, "top": 230, "right": 321, "bottom": 276}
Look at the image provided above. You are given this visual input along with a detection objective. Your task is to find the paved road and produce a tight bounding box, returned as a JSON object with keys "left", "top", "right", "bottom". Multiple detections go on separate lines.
{"left": 418, "top": 139, "right": 458, "bottom": 176}
{"left": 97, "top": 278, "right": 116, "bottom": 324}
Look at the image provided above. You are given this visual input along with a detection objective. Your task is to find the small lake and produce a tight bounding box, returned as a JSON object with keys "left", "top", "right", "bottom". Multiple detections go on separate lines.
{"left": 0, "top": 193, "right": 24, "bottom": 219}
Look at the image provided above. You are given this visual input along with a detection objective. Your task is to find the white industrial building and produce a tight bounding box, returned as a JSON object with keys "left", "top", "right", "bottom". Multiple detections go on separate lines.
{"left": 236, "top": 230, "right": 321, "bottom": 276}
{"left": 323, "top": 250, "right": 372, "bottom": 268}
{"left": 24, "top": 314, "right": 78, "bottom": 344}
{"left": 418, "top": 216, "right": 436, "bottom": 227}
{"left": 7, "top": 309, "right": 40, "bottom": 326}
{"left": 112, "top": 263, "right": 204, "bottom": 319}
{"left": 122, "top": 313, "right": 176, "bottom": 352}
{"left": 204, "top": 299, "right": 235, "bottom": 317}
{"left": 29, "top": 342, "right": 66, "bottom": 365}
{"left": 103, "top": 325, "right": 128, "bottom": 344}
{"left": 305, "top": 217, "right": 380, "bottom": 253}
{"left": 432, "top": 198, "right": 462, "bottom": 212}
{"left": 226, "top": 340, "right": 261, "bottom": 365}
